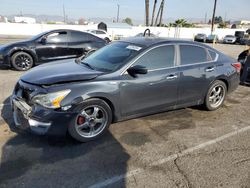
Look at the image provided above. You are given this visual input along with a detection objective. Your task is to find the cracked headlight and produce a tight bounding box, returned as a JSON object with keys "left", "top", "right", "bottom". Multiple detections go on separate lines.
{"left": 32, "top": 89, "right": 71, "bottom": 109}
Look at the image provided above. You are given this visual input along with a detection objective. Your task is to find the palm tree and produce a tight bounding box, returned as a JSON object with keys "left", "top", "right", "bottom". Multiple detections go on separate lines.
{"left": 145, "top": 0, "right": 150, "bottom": 26}
{"left": 151, "top": 0, "right": 157, "bottom": 26}
{"left": 159, "top": 0, "right": 165, "bottom": 26}
{"left": 154, "top": 0, "right": 163, "bottom": 26}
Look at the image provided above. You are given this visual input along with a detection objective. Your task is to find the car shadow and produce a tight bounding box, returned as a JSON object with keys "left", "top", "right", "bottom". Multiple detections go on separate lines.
{"left": 0, "top": 65, "right": 10, "bottom": 70}
{"left": 0, "top": 97, "right": 129, "bottom": 187}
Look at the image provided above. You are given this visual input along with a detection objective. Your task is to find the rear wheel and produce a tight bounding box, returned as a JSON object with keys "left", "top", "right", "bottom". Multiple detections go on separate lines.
{"left": 11, "top": 51, "right": 34, "bottom": 71}
{"left": 204, "top": 80, "right": 227, "bottom": 111}
{"left": 68, "top": 99, "right": 112, "bottom": 142}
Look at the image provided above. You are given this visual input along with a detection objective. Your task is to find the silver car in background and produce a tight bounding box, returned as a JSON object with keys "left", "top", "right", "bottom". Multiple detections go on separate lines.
{"left": 223, "top": 35, "right": 237, "bottom": 44}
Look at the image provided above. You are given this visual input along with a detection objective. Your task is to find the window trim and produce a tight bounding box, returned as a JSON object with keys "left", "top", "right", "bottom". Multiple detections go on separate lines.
{"left": 121, "top": 44, "right": 178, "bottom": 75}
{"left": 176, "top": 43, "right": 219, "bottom": 67}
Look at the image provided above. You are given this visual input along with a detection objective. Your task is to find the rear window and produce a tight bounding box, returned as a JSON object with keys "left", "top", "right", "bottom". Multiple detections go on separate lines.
{"left": 180, "top": 45, "right": 210, "bottom": 65}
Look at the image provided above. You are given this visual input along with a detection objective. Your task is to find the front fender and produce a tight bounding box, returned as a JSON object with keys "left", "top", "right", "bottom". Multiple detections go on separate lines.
{"left": 7, "top": 46, "right": 38, "bottom": 64}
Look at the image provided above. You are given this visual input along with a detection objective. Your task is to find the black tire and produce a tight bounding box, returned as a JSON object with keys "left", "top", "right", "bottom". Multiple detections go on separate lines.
{"left": 11, "top": 51, "right": 34, "bottom": 71}
{"left": 68, "top": 98, "right": 112, "bottom": 142}
{"left": 204, "top": 80, "right": 227, "bottom": 111}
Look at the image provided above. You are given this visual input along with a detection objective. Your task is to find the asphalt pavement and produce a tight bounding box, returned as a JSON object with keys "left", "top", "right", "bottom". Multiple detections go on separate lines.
{"left": 0, "top": 39, "right": 249, "bottom": 188}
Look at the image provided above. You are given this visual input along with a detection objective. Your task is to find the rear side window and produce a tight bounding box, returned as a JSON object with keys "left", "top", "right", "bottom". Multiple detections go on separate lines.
{"left": 134, "top": 45, "right": 175, "bottom": 70}
{"left": 70, "top": 31, "right": 103, "bottom": 42}
{"left": 208, "top": 50, "right": 217, "bottom": 61}
{"left": 180, "top": 45, "right": 210, "bottom": 65}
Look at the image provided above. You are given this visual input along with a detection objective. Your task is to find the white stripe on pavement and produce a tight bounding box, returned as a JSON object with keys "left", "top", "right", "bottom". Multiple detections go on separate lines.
{"left": 89, "top": 126, "right": 250, "bottom": 188}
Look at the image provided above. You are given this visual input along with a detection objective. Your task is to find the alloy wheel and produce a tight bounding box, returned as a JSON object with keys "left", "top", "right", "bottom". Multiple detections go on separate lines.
{"left": 14, "top": 54, "right": 32, "bottom": 70}
{"left": 75, "top": 105, "right": 108, "bottom": 138}
{"left": 208, "top": 85, "right": 225, "bottom": 108}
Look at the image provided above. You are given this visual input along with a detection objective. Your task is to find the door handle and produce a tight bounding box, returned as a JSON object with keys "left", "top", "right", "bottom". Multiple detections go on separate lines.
{"left": 205, "top": 67, "right": 215, "bottom": 72}
{"left": 166, "top": 75, "right": 178, "bottom": 80}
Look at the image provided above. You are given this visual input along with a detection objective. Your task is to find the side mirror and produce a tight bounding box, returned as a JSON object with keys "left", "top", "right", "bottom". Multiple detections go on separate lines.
{"left": 127, "top": 65, "right": 148, "bottom": 77}
{"left": 40, "top": 37, "right": 47, "bottom": 44}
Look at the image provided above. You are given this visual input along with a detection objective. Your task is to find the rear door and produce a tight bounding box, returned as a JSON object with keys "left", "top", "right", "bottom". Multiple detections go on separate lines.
{"left": 68, "top": 31, "right": 105, "bottom": 58}
{"left": 177, "top": 44, "right": 217, "bottom": 106}
{"left": 120, "top": 45, "right": 179, "bottom": 116}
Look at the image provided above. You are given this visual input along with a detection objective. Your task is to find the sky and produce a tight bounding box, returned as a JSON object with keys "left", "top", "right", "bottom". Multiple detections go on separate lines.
{"left": 0, "top": 0, "right": 249, "bottom": 22}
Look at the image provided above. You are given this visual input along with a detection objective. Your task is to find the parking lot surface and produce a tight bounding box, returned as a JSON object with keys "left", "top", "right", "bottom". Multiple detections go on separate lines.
{"left": 0, "top": 39, "right": 249, "bottom": 188}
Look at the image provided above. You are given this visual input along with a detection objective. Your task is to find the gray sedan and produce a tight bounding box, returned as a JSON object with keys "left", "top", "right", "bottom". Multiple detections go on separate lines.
{"left": 12, "top": 38, "right": 240, "bottom": 142}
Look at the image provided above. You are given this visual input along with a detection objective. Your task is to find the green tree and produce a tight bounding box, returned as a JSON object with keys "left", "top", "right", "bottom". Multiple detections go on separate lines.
{"left": 218, "top": 22, "right": 228, "bottom": 28}
{"left": 169, "top": 19, "right": 195, "bottom": 28}
{"left": 214, "top": 16, "right": 223, "bottom": 24}
{"left": 123, "top": 17, "right": 133, "bottom": 25}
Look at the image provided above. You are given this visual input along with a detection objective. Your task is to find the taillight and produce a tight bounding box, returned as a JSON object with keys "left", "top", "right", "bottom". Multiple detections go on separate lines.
{"left": 232, "top": 62, "right": 241, "bottom": 73}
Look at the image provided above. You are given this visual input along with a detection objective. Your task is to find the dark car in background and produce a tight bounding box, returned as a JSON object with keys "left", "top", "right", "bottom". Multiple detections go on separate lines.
{"left": 194, "top": 33, "right": 207, "bottom": 42}
{"left": 0, "top": 29, "right": 106, "bottom": 71}
{"left": 235, "top": 31, "right": 245, "bottom": 44}
{"left": 11, "top": 38, "right": 240, "bottom": 142}
{"left": 206, "top": 34, "right": 219, "bottom": 43}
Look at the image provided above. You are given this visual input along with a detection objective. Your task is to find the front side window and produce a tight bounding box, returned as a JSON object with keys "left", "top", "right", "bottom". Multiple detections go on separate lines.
{"left": 180, "top": 45, "right": 210, "bottom": 65}
{"left": 133, "top": 45, "right": 175, "bottom": 70}
{"left": 46, "top": 31, "right": 68, "bottom": 43}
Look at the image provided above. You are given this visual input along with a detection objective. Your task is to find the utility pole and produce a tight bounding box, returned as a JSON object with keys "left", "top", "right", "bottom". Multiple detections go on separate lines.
{"left": 151, "top": 0, "right": 157, "bottom": 26}
{"left": 224, "top": 12, "right": 227, "bottom": 22}
{"left": 159, "top": 0, "right": 165, "bottom": 26}
{"left": 211, "top": 0, "right": 217, "bottom": 34}
{"left": 63, "top": 4, "right": 66, "bottom": 23}
{"left": 205, "top": 12, "right": 207, "bottom": 24}
{"left": 116, "top": 4, "right": 120, "bottom": 22}
{"left": 145, "top": 0, "right": 149, "bottom": 26}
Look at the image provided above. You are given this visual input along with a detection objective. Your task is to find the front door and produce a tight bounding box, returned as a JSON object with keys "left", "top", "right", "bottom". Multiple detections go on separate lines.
{"left": 120, "top": 45, "right": 179, "bottom": 116}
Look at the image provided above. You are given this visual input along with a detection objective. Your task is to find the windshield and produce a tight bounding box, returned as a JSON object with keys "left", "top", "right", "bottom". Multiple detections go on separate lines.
{"left": 82, "top": 42, "right": 144, "bottom": 72}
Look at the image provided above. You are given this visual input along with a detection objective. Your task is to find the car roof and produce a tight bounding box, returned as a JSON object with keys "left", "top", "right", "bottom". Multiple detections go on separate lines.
{"left": 45, "top": 29, "right": 88, "bottom": 34}
{"left": 120, "top": 37, "right": 208, "bottom": 48}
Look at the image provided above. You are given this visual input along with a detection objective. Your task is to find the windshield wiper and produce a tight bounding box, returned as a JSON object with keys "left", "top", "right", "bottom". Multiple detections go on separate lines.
{"left": 81, "top": 62, "right": 95, "bottom": 70}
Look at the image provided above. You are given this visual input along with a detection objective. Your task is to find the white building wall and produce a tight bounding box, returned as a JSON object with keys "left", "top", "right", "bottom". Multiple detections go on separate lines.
{"left": 0, "top": 23, "right": 247, "bottom": 40}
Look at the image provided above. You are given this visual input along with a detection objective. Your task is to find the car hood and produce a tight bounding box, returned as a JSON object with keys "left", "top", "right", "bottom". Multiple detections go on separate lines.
{"left": 0, "top": 39, "right": 33, "bottom": 50}
{"left": 21, "top": 59, "right": 103, "bottom": 85}
{"left": 224, "top": 37, "right": 236, "bottom": 40}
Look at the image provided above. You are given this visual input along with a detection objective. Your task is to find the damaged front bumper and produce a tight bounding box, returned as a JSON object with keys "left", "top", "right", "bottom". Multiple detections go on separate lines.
{"left": 11, "top": 96, "right": 78, "bottom": 137}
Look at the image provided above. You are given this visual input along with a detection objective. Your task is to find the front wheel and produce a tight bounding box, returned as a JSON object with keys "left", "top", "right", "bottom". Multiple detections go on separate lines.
{"left": 68, "top": 99, "right": 112, "bottom": 142}
{"left": 204, "top": 80, "right": 227, "bottom": 111}
{"left": 11, "top": 51, "right": 34, "bottom": 71}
